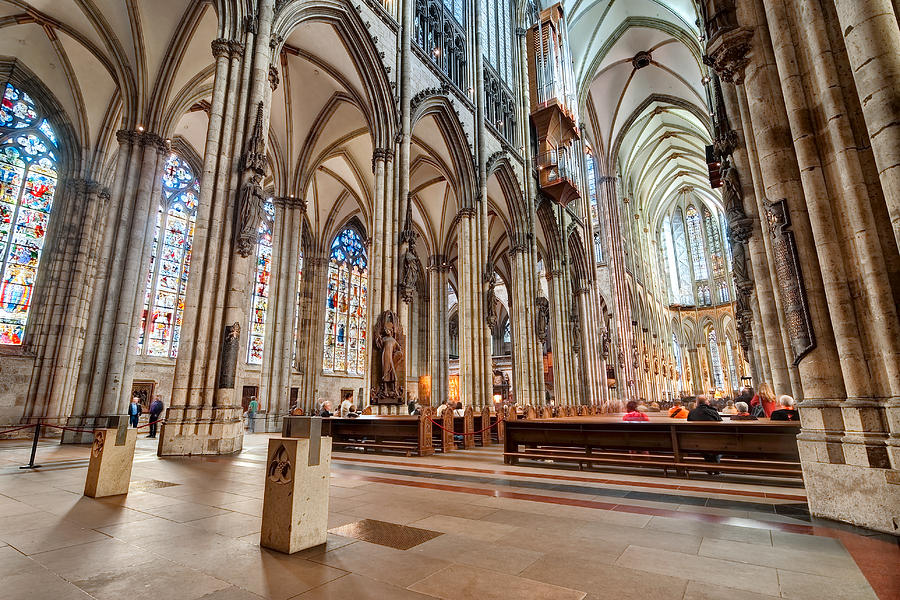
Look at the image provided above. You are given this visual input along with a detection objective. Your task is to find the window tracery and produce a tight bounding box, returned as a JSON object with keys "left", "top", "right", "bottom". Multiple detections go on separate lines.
{"left": 414, "top": 0, "right": 467, "bottom": 89}
{"left": 322, "top": 227, "right": 368, "bottom": 375}
{"left": 0, "top": 83, "right": 58, "bottom": 345}
{"left": 707, "top": 327, "right": 724, "bottom": 389}
{"left": 704, "top": 206, "right": 724, "bottom": 277}
{"left": 137, "top": 153, "right": 199, "bottom": 357}
{"left": 685, "top": 204, "right": 707, "bottom": 281}
{"left": 247, "top": 199, "right": 275, "bottom": 365}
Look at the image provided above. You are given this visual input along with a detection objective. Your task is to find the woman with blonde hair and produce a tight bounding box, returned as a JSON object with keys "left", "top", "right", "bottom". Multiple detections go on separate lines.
{"left": 750, "top": 382, "right": 777, "bottom": 418}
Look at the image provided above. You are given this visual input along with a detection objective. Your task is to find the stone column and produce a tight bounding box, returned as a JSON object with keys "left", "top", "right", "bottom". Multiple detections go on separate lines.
{"left": 66, "top": 131, "right": 167, "bottom": 441}
{"left": 161, "top": 3, "right": 274, "bottom": 455}
{"left": 260, "top": 196, "right": 305, "bottom": 426}
{"left": 427, "top": 257, "right": 449, "bottom": 407}
{"left": 25, "top": 178, "right": 107, "bottom": 423}
{"left": 831, "top": 0, "right": 900, "bottom": 249}
{"left": 298, "top": 255, "right": 328, "bottom": 412}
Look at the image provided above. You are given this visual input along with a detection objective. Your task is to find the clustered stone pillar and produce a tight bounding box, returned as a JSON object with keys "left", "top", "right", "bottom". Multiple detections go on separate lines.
{"left": 25, "top": 178, "right": 108, "bottom": 423}
{"left": 427, "top": 257, "right": 449, "bottom": 407}
{"left": 259, "top": 196, "right": 306, "bottom": 429}
{"left": 704, "top": 0, "right": 900, "bottom": 533}
{"left": 508, "top": 242, "right": 545, "bottom": 406}
{"left": 457, "top": 208, "right": 491, "bottom": 407}
{"left": 297, "top": 254, "right": 328, "bottom": 412}
{"left": 65, "top": 130, "right": 168, "bottom": 441}
{"left": 547, "top": 262, "right": 578, "bottom": 405}
{"left": 161, "top": 0, "right": 276, "bottom": 455}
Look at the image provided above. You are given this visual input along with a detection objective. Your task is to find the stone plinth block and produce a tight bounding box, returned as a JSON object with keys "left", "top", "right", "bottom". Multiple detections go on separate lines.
{"left": 157, "top": 407, "right": 244, "bottom": 456}
{"left": 260, "top": 435, "right": 331, "bottom": 554}
{"left": 83, "top": 425, "right": 136, "bottom": 498}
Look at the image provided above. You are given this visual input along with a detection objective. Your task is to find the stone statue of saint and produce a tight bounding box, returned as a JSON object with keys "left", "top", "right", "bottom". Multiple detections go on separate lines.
{"left": 400, "top": 244, "right": 420, "bottom": 302}
{"left": 535, "top": 296, "right": 550, "bottom": 343}
{"left": 235, "top": 174, "right": 264, "bottom": 257}
{"left": 378, "top": 319, "right": 402, "bottom": 396}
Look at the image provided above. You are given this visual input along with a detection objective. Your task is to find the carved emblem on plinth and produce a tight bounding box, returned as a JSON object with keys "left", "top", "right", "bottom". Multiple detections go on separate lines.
{"left": 267, "top": 444, "right": 293, "bottom": 484}
{"left": 92, "top": 430, "right": 105, "bottom": 457}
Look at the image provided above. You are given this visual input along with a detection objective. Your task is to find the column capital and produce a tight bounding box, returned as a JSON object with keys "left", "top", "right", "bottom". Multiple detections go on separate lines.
{"left": 211, "top": 38, "right": 231, "bottom": 59}
{"left": 371, "top": 148, "right": 392, "bottom": 172}
{"left": 458, "top": 207, "right": 477, "bottom": 218}
{"left": 273, "top": 195, "right": 307, "bottom": 212}
{"left": 703, "top": 26, "right": 753, "bottom": 84}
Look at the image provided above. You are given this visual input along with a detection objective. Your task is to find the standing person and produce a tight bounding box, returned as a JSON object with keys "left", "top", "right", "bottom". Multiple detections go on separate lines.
{"left": 128, "top": 397, "right": 142, "bottom": 428}
{"left": 247, "top": 396, "right": 259, "bottom": 433}
{"left": 623, "top": 400, "right": 650, "bottom": 422}
{"left": 340, "top": 393, "right": 352, "bottom": 418}
{"left": 770, "top": 395, "right": 800, "bottom": 421}
{"left": 751, "top": 382, "right": 777, "bottom": 418}
{"left": 147, "top": 395, "right": 164, "bottom": 438}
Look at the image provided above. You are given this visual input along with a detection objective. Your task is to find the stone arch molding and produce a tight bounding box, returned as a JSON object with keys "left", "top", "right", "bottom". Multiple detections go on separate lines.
{"left": 272, "top": 0, "right": 398, "bottom": 150}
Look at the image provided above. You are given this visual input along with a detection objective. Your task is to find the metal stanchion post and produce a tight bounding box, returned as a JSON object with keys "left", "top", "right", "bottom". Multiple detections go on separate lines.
{"left": 20, "top": 421, "right": 41, "bottom": 469}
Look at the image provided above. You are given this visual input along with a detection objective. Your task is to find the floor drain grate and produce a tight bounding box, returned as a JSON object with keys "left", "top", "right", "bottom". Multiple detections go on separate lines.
{"left": 328, "top": 519, "right": 443, "bottom": 550}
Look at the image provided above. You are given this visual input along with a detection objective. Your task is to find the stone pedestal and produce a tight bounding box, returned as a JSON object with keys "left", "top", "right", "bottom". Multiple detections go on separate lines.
{"left": 157, "top": 406, "right": 243, "bottom": 456}
{"left": 260, "top": 417, "right": 331, "bottom": 554}
{"left": 84, "top": 417, "right": 136, "bottom": 498}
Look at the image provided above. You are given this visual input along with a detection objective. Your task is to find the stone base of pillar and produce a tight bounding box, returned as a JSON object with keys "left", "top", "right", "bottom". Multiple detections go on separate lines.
{"left": 62, "top": 415, "right": 111, "bottom": 444}
{"left": 157, "top": 406, "right": 244, "bottom": 456}
{"left": 798, "top": 441, "right": 900, "bottom": 534}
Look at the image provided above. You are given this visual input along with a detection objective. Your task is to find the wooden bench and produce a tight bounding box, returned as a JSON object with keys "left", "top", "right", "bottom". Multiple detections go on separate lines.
{"left": 503, "top": 418, "right": 802, "bottom": 480}
{"left": 320, "top": 411, "right": 434, "bottom": 456}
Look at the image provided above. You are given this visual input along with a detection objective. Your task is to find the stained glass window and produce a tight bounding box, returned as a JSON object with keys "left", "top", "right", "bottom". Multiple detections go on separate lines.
{"left": 483, "top": 0, "right": 514, "bottom": 84}
{"left": 718, "top": 281, "right": 730, "bottom": 303}
{"left": 137, "top": 154, "right": 199, "bottom": 357}
{"left": 247, "top": 199, "right": 275, "bottom": 364}
{"left": 322, "top": 227, "right": 368, "bottom": 375}
{"left": 672, "top": 333, "right": 682, "bottom": 378}
{"left": 707, "top": 328, "right": 724, "bottom": 389}
{"left": 0, "top": 84, "right": 58, "bottom": 345}
{"left": 291, "top": 248, "right": 304, "bottom": 365}
{"left": 699, "top": 284, "right": 711, "bottom": 306}
{"left": 725, "top": 339, "right": 737, "bottom": 390}
{"left": 671, "top": 209, "right": 693, "bottom": 305}
{"left": 704, "top": 206, "right": 724, "bottom": 277}
{"left": 685, "top": 204, "right": 707, "bottom": 280}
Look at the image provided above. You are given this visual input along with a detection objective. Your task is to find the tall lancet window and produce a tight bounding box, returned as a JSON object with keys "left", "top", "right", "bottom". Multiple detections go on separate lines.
{"left": 322, "top": 227, "right": 368, "bottom": 375}
{"left": 704, "top": 206, "right": 724, "bottom": 277}
{"left": 707, "top": 327, "right": 724, "bottom": 389}
{"left": 137, "top": 153, "right": 199, "bottom": 357}
{"left": 291, "top": 249, "right": 304, "bottom": 364}
{"left": 685, "top": 204, "right": 707, "bottom": 280}
{"left": 671, "top": 209, "right": 693, "bottom": 305}
{"left": 0, "top": 84, "right": 58, "bottom": 345}
{"left": 247, "top": 199, "right": 275, "bottom": 365}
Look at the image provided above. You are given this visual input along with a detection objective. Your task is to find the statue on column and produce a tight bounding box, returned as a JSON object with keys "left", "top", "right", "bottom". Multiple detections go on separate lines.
{"left": 484, "top": 264, "right": 498, "bottom": 332}
{"left": 399, "top": 198, "right": 420, "bottom": 303}
{"left": 600, "top": 315, "right": 611, "bottom": 360}
{"left": 235, "top": 101, "right": 267, "bottom": 258}
{"left": 371, "top": 310, "right": 405, "bottom": 404}
{"left": 535, "top": 296, "right": 550, "bottom": 343}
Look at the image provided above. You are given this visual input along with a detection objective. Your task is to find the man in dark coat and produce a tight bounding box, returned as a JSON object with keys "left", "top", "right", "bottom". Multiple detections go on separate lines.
{"left": 148, "top": 396, "right": 164, "bottom": 438}
{"left": 687, "top": 395, "right": 722, "bottom": 468}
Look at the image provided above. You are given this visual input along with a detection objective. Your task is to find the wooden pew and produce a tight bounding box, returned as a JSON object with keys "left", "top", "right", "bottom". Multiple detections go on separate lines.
{"left": 451, "top": 406, "right": 476, "bottom": 450}
{"left": 503, "top": 418, "right": 802, "bottom": 479}
{"left": 477, "top": 405, "right": 493, "bottom": 446}
{"left": 524, "top": 405, "right": 537, "bottom": 419}
{"left": 321, "top": 412, "right": 433, "bottom": 456}
{"left": 432, "top": 407, "right": 455, "bottom": 453}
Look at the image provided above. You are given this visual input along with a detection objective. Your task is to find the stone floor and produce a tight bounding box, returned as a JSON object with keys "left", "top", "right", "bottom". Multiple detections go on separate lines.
{"left": 0, "top": 433, "right": 897, "bottom": 600}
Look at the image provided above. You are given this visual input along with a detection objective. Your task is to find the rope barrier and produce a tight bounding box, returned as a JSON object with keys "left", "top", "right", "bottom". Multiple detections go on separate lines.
{"left": 0, "top": 423, "right": 38, "bottom": 435}
{"left": 40, "top": 423, "right": 99, "bottom": 435}
{"left": 137, "top": 418, "right": 165, "bottom": 430}
{"left": 427, "top": 415, "right": 503, "bottom": 436}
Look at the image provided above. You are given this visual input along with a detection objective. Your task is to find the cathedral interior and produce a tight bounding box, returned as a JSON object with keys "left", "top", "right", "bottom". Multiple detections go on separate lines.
{"left": 0, "top": 0, "right": 898, "bottom": 598}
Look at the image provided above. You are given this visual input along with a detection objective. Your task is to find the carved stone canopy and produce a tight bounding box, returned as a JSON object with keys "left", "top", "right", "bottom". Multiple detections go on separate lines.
{"left": 704, "top": 26, "right": 753, "bottom": 84}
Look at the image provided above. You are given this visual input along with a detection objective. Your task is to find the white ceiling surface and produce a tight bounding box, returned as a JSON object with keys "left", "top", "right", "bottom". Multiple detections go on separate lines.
{"left": 567, "top": 0, "right": 716, "bottom": 223}
{"left": 0, "top": 1, "right": 217, "bottom": 161}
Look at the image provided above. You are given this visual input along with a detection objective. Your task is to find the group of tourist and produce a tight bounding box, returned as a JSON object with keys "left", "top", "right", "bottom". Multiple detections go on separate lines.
{"left": 622, "top": 383, "right": 800, "bottom": 423}
{"left": 127, "top": 395, "right": 165, "bottom": 437}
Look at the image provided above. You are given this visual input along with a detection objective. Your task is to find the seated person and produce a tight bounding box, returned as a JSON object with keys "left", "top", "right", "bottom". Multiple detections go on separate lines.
{"left": 722, "top": 399, "right": 738, "bottom": 415}
{"left": 730, "top": 401, "right": 757, "bottom": 420}
{"left": 648, "top": 401, "right": 661, "bottom": 412}
{"left": 436, "top": 399, "right": 450, "bottom": 416}
{"left": 668, "top": 401, "right": 689, "bottom": 419}
{"left": 412, "top": 403, "right": 422, "bottom": 415}
{"left": 687, "top": 396, "right": 722, "bottom": 422}
{"left": 290, "top": 406, "right": 304, "bottom": 416}
{"left": 770, "top": 395, "right": 800, "bottom": 421}
{"left": 623, "top": 400, "right": 650, "bottom": 422}
{"left": 453, "top": 401, "right": 465, "bottom": 417}
{"left": 346, "top": 405, "right": 360, "bottom": 418}
{"left": 636, "top": 400, "right": 650, "bottom": 413}
{"left": 319, "top": 401, "right": 333, "bottom": 418}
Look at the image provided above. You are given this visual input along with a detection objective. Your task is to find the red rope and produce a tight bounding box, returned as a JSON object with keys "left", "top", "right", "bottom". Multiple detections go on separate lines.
{"left": 428, "top": 415, "right": 503, "bottom": 436}
{"left": 41, "top": 423, "right": 99, "bottom": 434}
{"left": 0, "top": 423, "right": 38, "bottom": 435}
{"left": 137, "top": 418, "right": 165, "bottom": 430}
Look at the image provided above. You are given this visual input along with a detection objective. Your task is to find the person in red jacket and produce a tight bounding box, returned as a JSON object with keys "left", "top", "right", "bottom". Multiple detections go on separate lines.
{"left": 623, "top": 400, "right": 650, "bottom": 422}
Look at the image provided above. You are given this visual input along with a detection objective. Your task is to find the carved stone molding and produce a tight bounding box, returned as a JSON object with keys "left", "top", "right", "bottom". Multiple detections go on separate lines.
{"left": 411, "top": 83, "right": 451, "bottom": 114}
{"left": 765, "top": 198, "right": 815, "bottom": 364}
{"left": 371, "top": 148, "right": 392, "bottom": 173}
{"left": 267, "top": 444, "right": 293, "bottom": 484}
{"left": 273, "top": 195, "right": 307, "bottom": 212}
{"left": 268, "top": 64, "right": 280, "bottom": 91}
{"left": 211, "top": 38, "right": 230, "bottom": 59}
{"left": 457, "top": 206, "right": 476, "bottom": 218}
{"left": 704, "top": 26, "right": 753, "bottom": 84}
